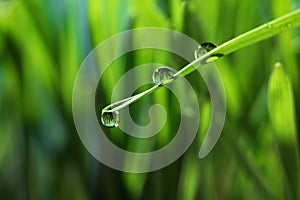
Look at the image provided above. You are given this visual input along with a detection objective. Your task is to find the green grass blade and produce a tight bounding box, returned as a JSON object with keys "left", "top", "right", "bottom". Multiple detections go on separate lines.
{"left": 268, "top": 62, "right": 300, "bottom": 199}
{"left": 175, "top": 9, "right": 300, "bottom": 77}
{"left": 103, "top": 9, "right": 300, "bottom": 124}
{"left": 217, "top": 9, "right": 300, "bottom": 56}
{"left": 132, "top": 0, "right": 169, "bottom": 27}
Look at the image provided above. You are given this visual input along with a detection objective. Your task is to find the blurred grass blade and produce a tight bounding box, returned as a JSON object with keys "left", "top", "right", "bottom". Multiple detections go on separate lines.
{"left": 177, "top": 155, "right": 199, "bottom": 200}
{"left": 268, "top": 62, "right": 300, "bottom": 200}
{"left": 268, "top": 63, "right": 297, "bottom": 140}
{"left": 170, "top": 0, "right": 187, "bottom": 31}
{"left": 132, "top": 0, "right": 169, "bottom": 27}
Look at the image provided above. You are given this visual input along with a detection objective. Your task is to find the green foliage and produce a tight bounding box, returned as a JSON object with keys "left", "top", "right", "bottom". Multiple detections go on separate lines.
{"left": 268, "top": 63, "right": 297, "bottom": 141}
{"left": 0, "top": 0, "right": 299, "bottom": 199}
{"left": 268, "top": 63, "right": 300, "bottom": 199}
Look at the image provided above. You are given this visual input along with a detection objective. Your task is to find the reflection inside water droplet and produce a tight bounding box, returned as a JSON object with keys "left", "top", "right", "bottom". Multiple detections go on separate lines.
{"left": 201, "top": 42, "right": 218, "bottom": 52}
{"left": 152, "top": 66, "right": 175, "bottom": 86}
{"left": 101, "top": 110, "right": 120, "bottom": 128}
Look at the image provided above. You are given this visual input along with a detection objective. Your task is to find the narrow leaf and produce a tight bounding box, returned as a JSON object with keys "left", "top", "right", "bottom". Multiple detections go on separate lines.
{"left": 268, "top": 62, "right": 300, "bottom": 199}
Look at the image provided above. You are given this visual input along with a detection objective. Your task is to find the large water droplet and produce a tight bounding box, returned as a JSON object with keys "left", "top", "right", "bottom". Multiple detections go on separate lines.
{"left": 194, "top": 42, "right": 217, "bottom": 59}
{"left": 152, "top": 66, "right": 175, "bottom": 86}
{"left": 194, "top": 42, "right": 224, "bottom": 64}
{"left": 101, "top": 110, "right": 120, "bottom": 128}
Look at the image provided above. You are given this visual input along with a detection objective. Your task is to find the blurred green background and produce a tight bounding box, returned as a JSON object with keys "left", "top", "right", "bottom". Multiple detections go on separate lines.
{"left": 0, "top": 0, "right": 300, "bottom": 199}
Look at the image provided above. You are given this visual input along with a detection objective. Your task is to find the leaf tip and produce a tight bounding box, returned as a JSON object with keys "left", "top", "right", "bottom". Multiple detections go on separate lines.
{"left": 274, "top": 62, "right": 283, "bottom": 69}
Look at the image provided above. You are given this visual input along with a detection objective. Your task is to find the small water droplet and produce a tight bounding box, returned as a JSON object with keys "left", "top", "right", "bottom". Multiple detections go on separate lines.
{"left": 101, "top": 111, "right": 120, "bottom": 128}
{"left": 279, "top": 23, "right": 292, "bottom": 31}
{"left": 266, "top": 23, "right": 273, "bottom": 29}
{"left": 194, "top": 42, "right": 217, "bottom": 59}
{"left": 152, "top": 66, "right": 175, "bottom": 86}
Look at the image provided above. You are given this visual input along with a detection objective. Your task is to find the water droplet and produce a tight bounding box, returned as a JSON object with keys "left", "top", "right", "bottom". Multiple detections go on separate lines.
{"left": 101, "top": 111, "right": 120, "bottom": 128}
{"left": 266, "top": 23, "right": 273, "bottom": 29}
{"left": 279, "top": 23, "right": 292, "bottom": 31}
{"left": 152, "top": 66, "right": 175, "bottom": 86}
{"left": 194, "top": 42, "right": 217, "bottom": 59}
{"left": 286, "top": 23, "right": 292, "bottom": 28}
{"left": 194, "top": 42, "right": 223, "bottom": 64}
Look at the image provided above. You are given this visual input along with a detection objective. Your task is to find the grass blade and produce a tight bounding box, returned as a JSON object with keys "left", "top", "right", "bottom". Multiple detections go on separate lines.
{"left": 268, "top": 62, "right": 300, "bottom": 199}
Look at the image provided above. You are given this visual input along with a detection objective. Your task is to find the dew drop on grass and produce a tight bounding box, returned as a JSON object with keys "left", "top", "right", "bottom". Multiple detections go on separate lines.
{"left": 286, "top": 22, "right": 292, "bottom": 28}
{"left": 101, "top": 110, "right": 120, "bottom": 128}
{"left": 266, "top": 22, "right": 273, "bottom": 29}
{"left": 152, "top": 66, "right": 175, "bottom": 86}
{"left": 279, "top": 22, "right": 292, "bottom": 30}
{"left": 194, "top": 42, "right": 217, "bottom": 59}
{"left": 194, "top": 42, "right": 223, "bottom": 64}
